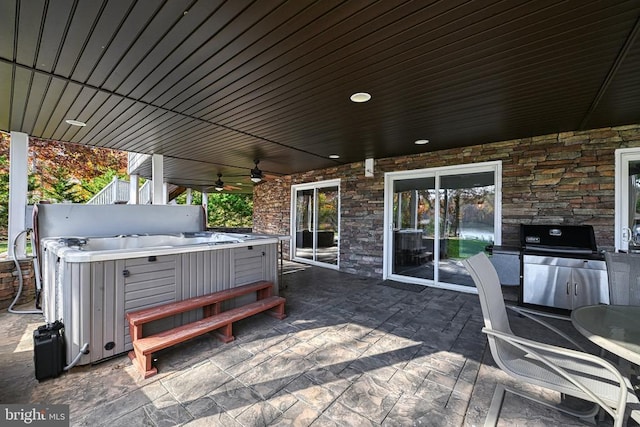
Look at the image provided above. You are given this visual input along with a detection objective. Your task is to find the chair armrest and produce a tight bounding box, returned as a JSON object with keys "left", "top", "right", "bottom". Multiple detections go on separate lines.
{"left": 482, "top": 327, "right": 630, "bottom": 420}
{"left": 507, "top": 305, "right": 587, "bottom": 352}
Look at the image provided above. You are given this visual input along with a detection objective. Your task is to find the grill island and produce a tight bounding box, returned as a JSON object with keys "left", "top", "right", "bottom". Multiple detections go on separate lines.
{"left": 520, "top": 224, "right": 609, "bottom": 313}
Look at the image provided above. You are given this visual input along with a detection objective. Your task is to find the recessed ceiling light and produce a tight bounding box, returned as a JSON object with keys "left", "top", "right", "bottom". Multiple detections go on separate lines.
{"left": 414, "top": 139, "right": 430, "bottom": 145}
{"left": 329, "top": 154, "right": 340, "bottom": 159}
{"left": 350, "top": 92, "right": 371, "bottom": 103}
{"left": 65, "top": 119, "right": 86, "bottom": 127}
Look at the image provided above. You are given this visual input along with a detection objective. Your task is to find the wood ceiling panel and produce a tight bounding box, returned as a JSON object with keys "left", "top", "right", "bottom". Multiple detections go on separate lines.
{"left": 53, "top": 1, "right": 104, "bottom": 78}
{"left": 41, "top": 81, "right": 82, "bottom": 138}
{"left": 103, "top": 110, "right": 195, "bottom": 151}
{"left": 9, "top": 66, "right": 31, "bottom": 131}
{"left": 20, "top": 71, "right": 50, "bottom": 135}
{"left": 161, "top": 0, "right": 405, "bottom": 113}
{"left": 154, "top": 0, "right": 332, "bottom": 111}
{"left": 140, "top": 0, "right": 292, "bottom": 106}
{"left": 0, "top": 62, "right": 12, "bottom": 130}
{"left": 124, "top": 0, "right": 253, "bottom": 101}
{"left": 79, "top": 98, "right": 142, "bottom": 146}
{"left": 32, "top": 77, "right": 68, "bottom": 136}
{"left": 66, "top": 92, "right": 122, "bottom": 144}
{"left": 188, "top": 0, "right": 451, "bottom": 121}
{"left": 85, "top": 0, "right": 165, "bottom": 88}
{"left": 35, "top": 0, "right": 75, "bottom": 73}
{"left": 1, "top": 0, "right": 639, "bottom": 189}
{"left": 99, "top": 0, "right": 194, "bottom": 92}
{"left": 50, "top": 86, "right": 97, "bottom": 140}
{"left": 14, "top": 0, "right": 45, "bottom": 66}
{"left": 211, "top": 2, "right": 625, "bottom": 134}
{"left": 70, "top": 0, "right": 136, "bottom": 83}
{"left": 106, "top": 0, "right": 226, "bottom": 95}
{"left": 0, "top": 1, "right": 16, "bottom": 60}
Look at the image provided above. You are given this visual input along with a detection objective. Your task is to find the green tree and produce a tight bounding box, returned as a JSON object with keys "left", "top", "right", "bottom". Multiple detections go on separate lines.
{"left": 175, "top": 191, "right": 253, "bottom": 227}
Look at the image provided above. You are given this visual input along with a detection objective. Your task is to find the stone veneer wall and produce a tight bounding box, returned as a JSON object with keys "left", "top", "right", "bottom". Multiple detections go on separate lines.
{"left": 253, "top": 125, "right": 640, "bottom": 278}
{"left": 0, "top": 258, "right": 36, "bottom": 310}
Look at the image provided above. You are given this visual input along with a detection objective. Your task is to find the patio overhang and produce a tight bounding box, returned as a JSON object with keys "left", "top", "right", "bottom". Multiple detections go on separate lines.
{"left": 0, "top": 1, "right": 639, "bottom": 191}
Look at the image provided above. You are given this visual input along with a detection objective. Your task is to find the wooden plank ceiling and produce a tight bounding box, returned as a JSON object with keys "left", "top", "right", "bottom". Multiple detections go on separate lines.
{"left": 1, "top": 0, "right": 639, "bottom": 192}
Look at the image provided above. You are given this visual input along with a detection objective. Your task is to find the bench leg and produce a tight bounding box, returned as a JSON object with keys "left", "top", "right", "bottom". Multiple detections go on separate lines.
{"left": 257, "top": 287, "right": 272, "bottom": 300}
{"left": 129, "top": 321, "right": 142, "bottom": 342}
{"left": 212, "top": 322, "right": 235, "bottom": 343}
{"left": 266, "top": 302, "right": 287, "bottom": 320}
{"left": 203, "top": 302, "right": 221, "bottom": 317}
{"left": 128, "top": 347, "right": 157, "bottom": 379}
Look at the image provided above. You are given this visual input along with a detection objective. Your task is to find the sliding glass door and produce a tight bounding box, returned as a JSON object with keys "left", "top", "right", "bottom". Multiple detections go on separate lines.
{"left": 385, "top": 162, "right": 501, "bottom": 292}
{"left": 291, "top": 180, "right": 340, "bottom": 268}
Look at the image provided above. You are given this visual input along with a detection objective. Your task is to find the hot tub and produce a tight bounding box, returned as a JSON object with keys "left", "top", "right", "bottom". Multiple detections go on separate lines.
{"left": 41, "top": 231, "right": 286, "bottom": 365}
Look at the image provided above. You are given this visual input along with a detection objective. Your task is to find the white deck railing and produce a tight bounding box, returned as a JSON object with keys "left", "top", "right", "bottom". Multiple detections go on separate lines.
{"left": 86, "top": 177, "right": 130, "bottom": 204}
{"left": 87, "top": 177, "right": 154, "bottom": 205}
{"left": 139, "top": 181, "right": 152, "bottom": 205}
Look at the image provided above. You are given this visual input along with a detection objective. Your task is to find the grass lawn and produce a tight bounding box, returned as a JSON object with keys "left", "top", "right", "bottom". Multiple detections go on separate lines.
{"left": 0, "top": 241, "right": 33, "bottom": 257}
{"left": 447, "top": 238, "right": 491, "bottom": 259}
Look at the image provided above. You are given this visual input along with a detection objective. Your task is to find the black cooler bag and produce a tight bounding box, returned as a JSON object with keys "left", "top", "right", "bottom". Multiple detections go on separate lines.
{"left": 33, "top": 321, "right": 65, "bottom": 381}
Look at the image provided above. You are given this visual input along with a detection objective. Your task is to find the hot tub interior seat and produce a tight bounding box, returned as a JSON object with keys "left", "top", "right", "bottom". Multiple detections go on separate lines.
{"left": 78, "top": 232, "right": 244, "bottom": 251}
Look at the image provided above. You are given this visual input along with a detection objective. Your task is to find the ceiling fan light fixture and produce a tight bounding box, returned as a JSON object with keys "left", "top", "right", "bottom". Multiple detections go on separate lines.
{"left": 414, "top": 139, "right": 430, "bottom": 145}
{"left": 329, "top": 154, "right": 340, "bottom": 159}
{"left": 250, "top": 160, "right": 263, "bottom": 183}
{"left": 350, "top": 92, "right": 371, "bottom": 103}
{"left": 214, "top": 173, "right": 224, "bottom": 191}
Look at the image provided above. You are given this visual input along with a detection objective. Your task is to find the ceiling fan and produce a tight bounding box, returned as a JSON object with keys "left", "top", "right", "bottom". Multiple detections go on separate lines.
{"left": 212, "top": 173, "right": 243, "bottom": 192}
{"left": 250, "top": 159, "right": 264, "bottom": 183}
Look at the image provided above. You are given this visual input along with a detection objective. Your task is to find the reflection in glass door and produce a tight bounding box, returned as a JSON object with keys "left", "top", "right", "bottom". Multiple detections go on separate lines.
{"left": 292, "top": 180, "right": 339, "bottom": 268}
{"left": 385, "top": 162, "right": 501, "bottom": 291}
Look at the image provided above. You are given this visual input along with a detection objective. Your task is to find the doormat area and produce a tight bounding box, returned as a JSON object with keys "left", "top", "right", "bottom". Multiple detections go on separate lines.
{"left": 376, "top": 280, "right": 425, "bottom": 293}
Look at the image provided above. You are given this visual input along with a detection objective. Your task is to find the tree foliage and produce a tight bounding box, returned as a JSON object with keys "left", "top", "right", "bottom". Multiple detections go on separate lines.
{"left": 176, "top": 191, "right": 253, "bottom": 227}
{"left": 0, "top": 132, "right": 128, "bottom": 234}
{"left": 1, "top": 132, "right": 253, "bottom": 234}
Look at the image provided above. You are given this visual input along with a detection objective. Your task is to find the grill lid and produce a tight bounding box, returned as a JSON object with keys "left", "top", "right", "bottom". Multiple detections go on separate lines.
{"left": 520, "top": 224, "right": 598, "bottom": 253}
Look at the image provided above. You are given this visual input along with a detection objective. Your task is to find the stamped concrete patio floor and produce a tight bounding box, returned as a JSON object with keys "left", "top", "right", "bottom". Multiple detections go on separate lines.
{"left": 0, "top": 262, "right": 610, "bottom": 426}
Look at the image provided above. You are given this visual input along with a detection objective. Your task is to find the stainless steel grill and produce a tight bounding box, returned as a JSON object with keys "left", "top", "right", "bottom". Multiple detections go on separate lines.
{"left": 520, "top": 224, "right": 609, "bottom": 312}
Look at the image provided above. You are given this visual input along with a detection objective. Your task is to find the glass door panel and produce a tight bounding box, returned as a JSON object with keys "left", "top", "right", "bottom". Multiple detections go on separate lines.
{"left": 392, "top": 177, "right": 435, "bottom": 279}
{"left": 295, "top": 189, "right": 314, "bottom": 261}
{"left": 317, "top": 186, "right": 339, "bottom": 265}
{"left": 439, "top": 172, "right": 495, "bottom": 287}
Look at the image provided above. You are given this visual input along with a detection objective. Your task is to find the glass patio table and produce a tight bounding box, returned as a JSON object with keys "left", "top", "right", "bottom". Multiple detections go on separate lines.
{"left": 571, "top": 305, "right": 640, "bottom": 366}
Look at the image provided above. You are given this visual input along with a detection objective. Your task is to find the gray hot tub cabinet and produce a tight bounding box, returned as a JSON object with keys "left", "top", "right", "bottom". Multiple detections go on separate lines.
{"left": 42, "top": 238, "right": 280, "bottom": 365}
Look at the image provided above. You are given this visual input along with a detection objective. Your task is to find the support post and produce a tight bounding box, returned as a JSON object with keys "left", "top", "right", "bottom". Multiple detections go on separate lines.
{"left": 202, "top": 191, "right": 208, "bottom": 229}
{"left": 129, "top": 174, "right": 139, "bottom": 204}
{"left": 8, "top": 132, "right": 29, "bottom": 259}
{"left": 151, "top": 154, "right": 164, "bottom": 205}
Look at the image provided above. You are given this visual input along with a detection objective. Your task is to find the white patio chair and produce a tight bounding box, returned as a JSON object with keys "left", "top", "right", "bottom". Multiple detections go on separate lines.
{"left": 462, "top": 252, "right": 640, "bottom": 427}
{"left": 605, "top": 252, "right": 640, "bottom": 306}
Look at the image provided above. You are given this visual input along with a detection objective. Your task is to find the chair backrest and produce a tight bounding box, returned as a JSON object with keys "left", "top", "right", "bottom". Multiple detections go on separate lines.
{"left": 461, "top": 252, "right": 513, "bottom": 335}
{"left": 605, "top": 252, "right": 640, "bottom": 305}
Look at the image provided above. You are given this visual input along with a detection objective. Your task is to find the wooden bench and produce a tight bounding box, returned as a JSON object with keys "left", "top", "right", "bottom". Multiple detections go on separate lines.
{"left": 126, "top": 280, "right": 286, "bottom": 378}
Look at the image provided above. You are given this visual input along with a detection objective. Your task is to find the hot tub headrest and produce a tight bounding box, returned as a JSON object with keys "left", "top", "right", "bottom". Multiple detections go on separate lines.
{"left": 34, "top": 204, "right": 205, "bottom": 242}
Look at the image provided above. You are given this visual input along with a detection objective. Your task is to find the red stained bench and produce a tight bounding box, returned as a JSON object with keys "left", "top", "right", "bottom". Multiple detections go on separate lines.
{"left": 126, "top": 280, "right": 286, "bottom": 378}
